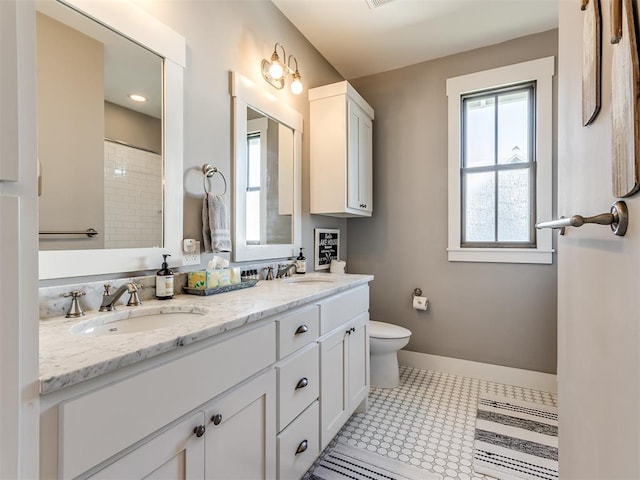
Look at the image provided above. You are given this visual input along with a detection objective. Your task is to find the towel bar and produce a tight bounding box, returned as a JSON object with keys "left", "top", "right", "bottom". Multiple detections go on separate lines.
{"left": 39, "top": 228, "right": 99, "bottom": 238}
{"left": 202, "top": 164, "right": 227, "bottom": 195}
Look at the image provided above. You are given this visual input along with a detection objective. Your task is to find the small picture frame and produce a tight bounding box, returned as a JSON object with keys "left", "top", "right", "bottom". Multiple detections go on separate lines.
{"left": 314, "top": 228, "right": 340, "bottom": 270}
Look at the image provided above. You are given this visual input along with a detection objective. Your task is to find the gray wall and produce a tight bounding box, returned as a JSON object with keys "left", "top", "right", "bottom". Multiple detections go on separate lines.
{"left": 37, "top": 12, "right": 105, "bottom": 251}
{"left": 348, "top": 30, "right": 559, "bottom": 374}
{"left": 104, "top": 101, "right": 162, "bottom": 154}
{"left": 138, "top": 0, "right": 348, "bottom": 268}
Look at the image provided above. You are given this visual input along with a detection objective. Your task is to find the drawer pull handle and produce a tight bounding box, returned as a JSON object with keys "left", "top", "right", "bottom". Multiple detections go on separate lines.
{"left": 295, "top": 324, "right": 309, "bottom": 335}
{"left": 295, "top": 377, "right": 309, "bottom": 390}
{"left": 295, "top": 440, "right": 308, "bottom": 455}
{"left": 211, "top": 413, "right": 223, "bottom": 425}
{"left": 193, "top": 425, "right": 206, "bottom": 438}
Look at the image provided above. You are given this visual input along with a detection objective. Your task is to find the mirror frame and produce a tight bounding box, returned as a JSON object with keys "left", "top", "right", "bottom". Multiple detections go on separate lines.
{"left": 230, "top": 72, "right": 302, "bottom": 262}
{"left": 38, "top": 0, "right": 185, "bottom": 279}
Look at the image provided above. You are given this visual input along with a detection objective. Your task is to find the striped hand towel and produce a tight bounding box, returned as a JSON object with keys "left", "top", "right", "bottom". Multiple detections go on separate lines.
{"left": 202, "top": 192, "right": 231, "bottom": 253}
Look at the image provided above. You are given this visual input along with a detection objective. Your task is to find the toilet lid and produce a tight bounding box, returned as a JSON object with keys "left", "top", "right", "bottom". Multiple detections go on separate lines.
{"left": 369, "top": 320, "right": 411, "bottom": 339}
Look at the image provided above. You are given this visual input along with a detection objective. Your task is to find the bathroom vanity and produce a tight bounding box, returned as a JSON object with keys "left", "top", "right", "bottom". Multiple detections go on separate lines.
{"left": 39, "top": 274, "right": 372, "bottom": 479}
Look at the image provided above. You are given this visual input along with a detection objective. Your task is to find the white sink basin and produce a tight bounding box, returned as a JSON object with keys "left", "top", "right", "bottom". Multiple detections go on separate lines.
{"left": 283, "top": 276, "right": 337, "bottom": 285}
{"left": 70, "top": 305, "right": 209, "bottom": 336}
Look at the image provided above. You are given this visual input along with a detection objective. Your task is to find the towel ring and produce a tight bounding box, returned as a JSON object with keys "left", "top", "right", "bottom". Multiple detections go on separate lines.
{"left": 202, "top": 164, "right": 227, "bottom": 195}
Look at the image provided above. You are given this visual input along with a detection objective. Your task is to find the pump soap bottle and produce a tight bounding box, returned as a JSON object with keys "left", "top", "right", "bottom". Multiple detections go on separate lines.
{"left": 295, "top": 247, "right": 306, "bottom": 274}
{"left": 156, "top": 254, "right": 174, "bottom": 300}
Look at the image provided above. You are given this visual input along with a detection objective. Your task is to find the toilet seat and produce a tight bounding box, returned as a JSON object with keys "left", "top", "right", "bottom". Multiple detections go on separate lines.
{"left": 369, "top": 321, "right": 411, "bottom": 339}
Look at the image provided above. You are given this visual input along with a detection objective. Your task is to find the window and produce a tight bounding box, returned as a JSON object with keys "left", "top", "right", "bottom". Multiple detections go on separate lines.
{"left": 447, "top": 57, "right": 554, "bottom": 264}
{"left": 246, "top": 132, "right": 261, "bottom": 244}
{"left": 246, "top": 116, "right": 268, "bottom": 245}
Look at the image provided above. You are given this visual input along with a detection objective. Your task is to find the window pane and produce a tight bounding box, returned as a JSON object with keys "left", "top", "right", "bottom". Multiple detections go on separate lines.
{"left": 498, "top": 169, "right": 530, "bottom": 242}
{"left": 246, "top": 190, "right": 260, "bottom": 243}
{"left": 247, "top": 136, "right": 261, "bottom": 187}
{"left": 498, "top": 90, "right": 529, "bottom": 164}
{"left": 464, "top": 97, "right": 495, "bottom": 167}
{"left": 464, "top": 171, "right": 495, "bottom": 242}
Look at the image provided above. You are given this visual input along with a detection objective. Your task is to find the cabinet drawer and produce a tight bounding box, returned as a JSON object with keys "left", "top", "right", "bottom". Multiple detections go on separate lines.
{"left": 277, "top": 343, "right": 319, "bottom": 431}
{"left": 277, "top": 401, "right": 319, "bottom": 480}
{"left": 319, "top": 285, "right": 369, "bottom": 335}
{"left": 276, "top": 304, "right": 319, "bottom": 359}
{"left": 59, "top": 322, "right": 275, "bottom": 480}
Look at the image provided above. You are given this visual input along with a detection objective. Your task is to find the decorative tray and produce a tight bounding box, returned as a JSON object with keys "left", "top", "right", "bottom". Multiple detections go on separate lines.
{"left": 183, "top": 279, "right": 258, "bottom": 296}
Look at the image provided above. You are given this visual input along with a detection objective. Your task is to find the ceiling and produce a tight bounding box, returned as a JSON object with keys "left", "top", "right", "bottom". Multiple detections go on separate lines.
{"left": 271, "top": 0, "right": 559, "bottom": 80}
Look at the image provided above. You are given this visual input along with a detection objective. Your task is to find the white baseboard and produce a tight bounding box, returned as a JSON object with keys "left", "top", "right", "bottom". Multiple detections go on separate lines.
{"left": 398, "top": 350, "right": 557, "bottom": 394}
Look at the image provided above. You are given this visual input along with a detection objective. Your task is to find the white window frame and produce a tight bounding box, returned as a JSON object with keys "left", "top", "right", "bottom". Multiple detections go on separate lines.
{"left": 446, "top": 56, "right": 554, "bottom": 264}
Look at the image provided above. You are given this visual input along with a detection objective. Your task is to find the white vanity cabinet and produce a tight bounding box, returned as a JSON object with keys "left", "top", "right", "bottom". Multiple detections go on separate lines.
{"left": 318, "top": 286, "right": 370, "bottom": 449}
{"left": 309, "top": 81, "right": 374, "bottom": 217}
{"left": 39, "top": 282, "right": 371, "bottom": 480}
{"left": 41, "top": 321, "right": 276, "bottom": 479}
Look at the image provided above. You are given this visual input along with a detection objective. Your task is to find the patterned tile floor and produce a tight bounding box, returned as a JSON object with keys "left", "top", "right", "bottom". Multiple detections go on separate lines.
{"left": 308, "top": 366, "right": 557, "bottom": 480}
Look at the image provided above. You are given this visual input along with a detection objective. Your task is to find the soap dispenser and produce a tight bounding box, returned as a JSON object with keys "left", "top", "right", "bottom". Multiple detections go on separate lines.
{"left": 295, "top": 247, "right": 306, "bottom": 274}
{"left": 156, "top": 254, "right": 174, "bottom": 300}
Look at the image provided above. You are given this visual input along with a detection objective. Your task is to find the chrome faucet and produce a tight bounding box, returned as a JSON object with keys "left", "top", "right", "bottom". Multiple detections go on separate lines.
{"left": 99, "top": 283, "right": 139, "bottom": 312}
{"left": 276, "top": 264, "right": 296, "bottom": 278}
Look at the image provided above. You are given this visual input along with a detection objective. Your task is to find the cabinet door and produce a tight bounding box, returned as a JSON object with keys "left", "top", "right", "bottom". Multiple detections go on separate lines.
{"left": 347, "top": 100, "right": 373, "bottom": 214}
{"left": 203, "top": 369, "right": 276, "bottom": 480}
{"left": 347, "top": 313, "right": 370, "bottom": 410}
{"left": 87, "top": 412, "right": 205, "bottom": 480}
{"left": 319, "top": 327, "right": 349, "bottom": 450}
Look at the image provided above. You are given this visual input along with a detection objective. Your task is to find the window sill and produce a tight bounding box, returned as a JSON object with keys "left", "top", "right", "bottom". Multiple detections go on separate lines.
{"left": 447, "top": 248, "right": 554, "bottom": 264}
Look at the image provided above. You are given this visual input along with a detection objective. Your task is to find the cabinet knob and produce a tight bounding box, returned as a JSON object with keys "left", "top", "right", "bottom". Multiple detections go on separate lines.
{"left": 295, "top": 377, "right": 309, "bottom": 390}
{"left": 351, "top": 327, "right": 356, "bottom": 333}
{"left": 211, "top": 413, "right": 223, "bottom": 425}
{"left": 193, "top": 425, "right": 206, "bottom": 438}
{"left": 295, "top": 440, "right": 308, "bottom": 455}
{"left": 346, "top": 328, "right": 351, "bottom": 335}
{"left": 295, "top": 324, "right": 309, "bottom": 335}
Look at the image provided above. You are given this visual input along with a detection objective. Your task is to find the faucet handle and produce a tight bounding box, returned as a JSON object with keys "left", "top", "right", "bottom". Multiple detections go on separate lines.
{"left": 264, "top": 265, "right": 274, "bottom": 281}
{"left": 103, "top": 283, "right": 111, "bottom": 295}
{"left": 127, "top": 283, "right": 142, "bottom": 306}
{"left": 63, "top": 290, "right": 86, "bottom": 318}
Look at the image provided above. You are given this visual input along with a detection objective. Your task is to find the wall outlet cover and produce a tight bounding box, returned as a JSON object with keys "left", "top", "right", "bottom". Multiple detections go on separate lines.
{"left": 182, "top": 240, "right": 201, "bottom": 266}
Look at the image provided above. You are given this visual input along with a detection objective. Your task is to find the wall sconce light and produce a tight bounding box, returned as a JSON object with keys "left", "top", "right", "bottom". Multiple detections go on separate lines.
{"left": 261, "top": 43, "right": 304, "bottom": 95}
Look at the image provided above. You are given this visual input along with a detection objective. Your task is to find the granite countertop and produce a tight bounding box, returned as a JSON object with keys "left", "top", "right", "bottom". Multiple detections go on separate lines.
{"left": 39, "top": 273, "right": 373, "bottom": 395}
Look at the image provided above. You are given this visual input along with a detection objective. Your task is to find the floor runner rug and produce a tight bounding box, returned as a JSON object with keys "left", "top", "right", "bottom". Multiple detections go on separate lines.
{"left": 473, "top": 393, "right": 558, "bottom": 480}
{"left": 309, "top": 442, "right": 441, "bottom": 480}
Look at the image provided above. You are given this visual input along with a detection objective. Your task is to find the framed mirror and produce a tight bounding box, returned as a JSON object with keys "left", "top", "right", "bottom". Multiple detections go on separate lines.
{"left": 37, "top": 0, "right": 185, "bottom": 279}
{"left": 231, "top": 72, "right": 302, "bottom": 261}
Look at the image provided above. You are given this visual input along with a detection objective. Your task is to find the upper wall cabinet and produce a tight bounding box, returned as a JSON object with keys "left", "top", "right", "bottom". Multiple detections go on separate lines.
{"left": 309, "top": 82, "right": 374, "bottom": 218}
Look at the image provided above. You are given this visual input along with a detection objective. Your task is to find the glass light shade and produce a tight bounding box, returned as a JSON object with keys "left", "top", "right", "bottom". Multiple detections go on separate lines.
{"left": 290, "top": 76, "right": 303, "bottom": 95}
{"left": 269, "top": 61, "right": 284, "bottom": 80}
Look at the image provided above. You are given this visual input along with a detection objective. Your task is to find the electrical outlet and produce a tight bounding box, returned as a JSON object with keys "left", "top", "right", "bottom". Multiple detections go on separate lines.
{"left": 182, "top": 240, "right": 201, "bottom": 266}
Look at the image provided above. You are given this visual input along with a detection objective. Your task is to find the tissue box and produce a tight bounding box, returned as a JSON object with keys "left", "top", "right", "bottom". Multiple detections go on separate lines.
{"left": 187, "top": 267, "right": 241, "bottom": 290}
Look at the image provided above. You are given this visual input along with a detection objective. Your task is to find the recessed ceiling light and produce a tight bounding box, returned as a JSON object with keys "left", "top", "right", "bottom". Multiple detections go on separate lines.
{"left": 129, "top": 94, "right": 147, "bottom": 103}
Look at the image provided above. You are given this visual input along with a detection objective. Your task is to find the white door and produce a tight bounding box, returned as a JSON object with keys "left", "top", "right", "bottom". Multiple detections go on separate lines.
{"left": 347, "top": 314, "right": 369, "bottom": 410}
{"left": 87, "top": 412, "right": 206, "bottom": 480}
{"left": 558, "top": 1, "right": 640, "bottom": 477}
{"left": 319, "top": 327, "right": 349, "bottom": 450}
{"left": 0, "top": 1, "right": 39, "bottom": 478}
{"left": 203, "top": 370, "right": 276, "bottom": 480}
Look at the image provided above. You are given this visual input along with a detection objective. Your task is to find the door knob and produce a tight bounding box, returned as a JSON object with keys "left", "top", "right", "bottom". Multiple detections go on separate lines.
{"left": 535, "top": 201, "right": 628, "bottom": 236}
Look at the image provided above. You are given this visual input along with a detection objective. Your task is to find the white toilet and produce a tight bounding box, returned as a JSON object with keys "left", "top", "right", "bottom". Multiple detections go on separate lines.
{"left": 369, "top": 321, "right": 412, "bottom": 388}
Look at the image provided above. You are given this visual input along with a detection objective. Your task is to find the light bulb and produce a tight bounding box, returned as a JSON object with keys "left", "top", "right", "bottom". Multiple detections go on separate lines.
{"left": 269, "top": 61, "right": 284, "bottom": 80}
{"left": 290, "top": 75, "right": 303, "bottom": 95}
{"left": 129, "top": 93, "right": 147, "bottom": 102}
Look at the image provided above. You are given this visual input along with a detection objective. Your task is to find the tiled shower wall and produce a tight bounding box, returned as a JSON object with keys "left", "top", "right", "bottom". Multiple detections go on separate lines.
{"left": 104, "top": 140, "right": 162, "bottom": 248}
